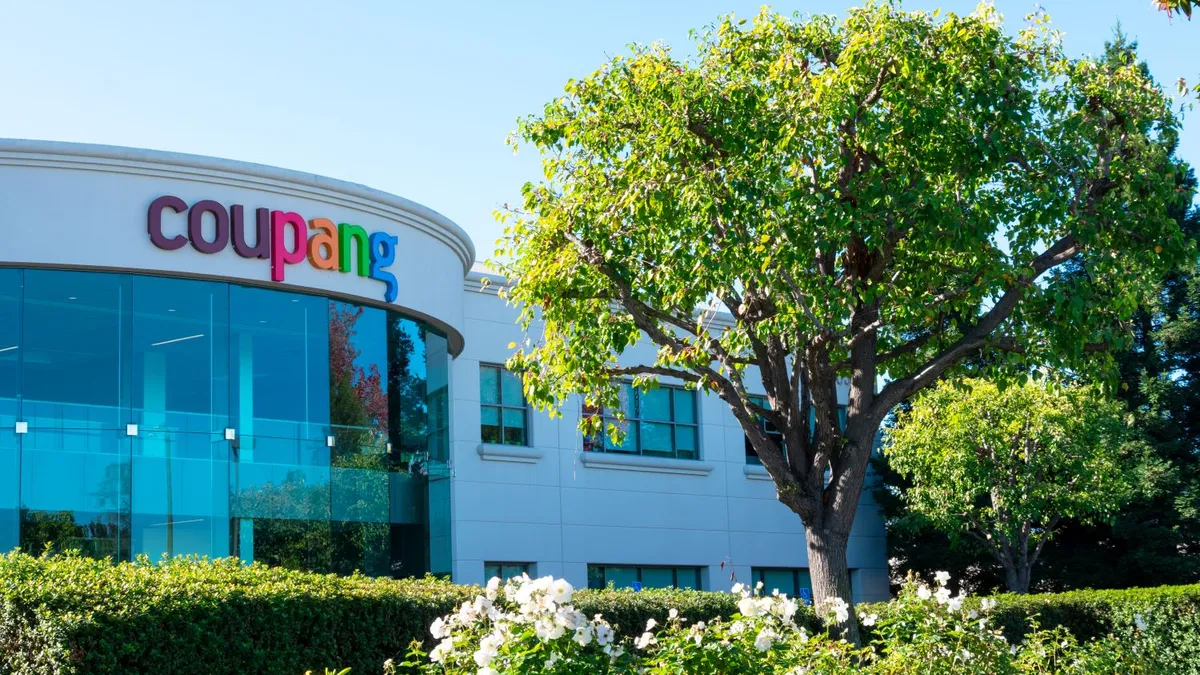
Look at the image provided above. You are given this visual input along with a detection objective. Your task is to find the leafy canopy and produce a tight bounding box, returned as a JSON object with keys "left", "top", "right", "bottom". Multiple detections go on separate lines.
{"left": 884, "top": 378, "right": 1135, "bottom": 553}
{"left": 495, "top": 1, "right": 1187, "bottom": 438}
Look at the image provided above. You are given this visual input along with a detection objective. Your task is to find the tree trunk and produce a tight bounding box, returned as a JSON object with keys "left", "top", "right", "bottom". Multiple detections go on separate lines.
{"left": 806, "top": 525, "right": 860, "bottom": 645}
{"left": 1000, "top": 553, "right": 1032, "bottom": 594}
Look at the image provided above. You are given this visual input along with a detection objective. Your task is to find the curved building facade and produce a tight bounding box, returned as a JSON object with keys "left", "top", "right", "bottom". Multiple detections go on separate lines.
{"left": 0, "top": 140, "right": 890, "bottom": 601}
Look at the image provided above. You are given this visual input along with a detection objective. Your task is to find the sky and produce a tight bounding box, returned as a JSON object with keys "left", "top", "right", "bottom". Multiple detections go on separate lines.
{"left": 0, "top": 0, "right": 1196, "bottom": 262}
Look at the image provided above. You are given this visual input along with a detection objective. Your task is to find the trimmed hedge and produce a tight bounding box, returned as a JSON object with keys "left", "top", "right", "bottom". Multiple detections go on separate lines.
{"left": 860, "top": 584, "right": 1200, "bottom": 674}
{"left": 0, "top": 552, "right": 752, "bottom": 675}
{"left": 4, "top": 550, "right": 1199, "bottom": 674}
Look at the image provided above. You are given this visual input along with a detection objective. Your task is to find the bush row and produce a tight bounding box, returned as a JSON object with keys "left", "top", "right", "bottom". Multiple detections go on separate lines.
{"left": 2, "top": 550, "right": 1198, "bottom": 674}
{"left": 0, "top": 552, "right": 749, "bottom": 675}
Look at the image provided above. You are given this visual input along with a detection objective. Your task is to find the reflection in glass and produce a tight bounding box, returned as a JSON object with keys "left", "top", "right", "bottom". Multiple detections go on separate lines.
{"left": 1, "top": 267, "right": 449, "bottom": 580}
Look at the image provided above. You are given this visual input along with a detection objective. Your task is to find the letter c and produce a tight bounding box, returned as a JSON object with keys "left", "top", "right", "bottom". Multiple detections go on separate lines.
{"left": 148, "top": 195, "right": 188, "bottom": 250}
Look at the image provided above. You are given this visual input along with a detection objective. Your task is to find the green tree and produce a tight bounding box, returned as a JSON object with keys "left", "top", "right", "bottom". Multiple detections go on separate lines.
{"left": 885, "top": 379, "right": 1135, "bottom": 593}
{"left": 495, "top": 3, "right": 1186, "bottom": 638}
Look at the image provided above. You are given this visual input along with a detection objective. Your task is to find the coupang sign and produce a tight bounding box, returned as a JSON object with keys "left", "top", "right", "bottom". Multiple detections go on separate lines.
{"left": 147, "top": 196, "right": 399, "bottom": 302}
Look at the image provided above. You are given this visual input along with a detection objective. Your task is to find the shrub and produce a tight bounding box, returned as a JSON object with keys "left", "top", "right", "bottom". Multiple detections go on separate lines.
{"left": 858, "top": 582, "right": 1200, "bottom": 673}
{"left": 406, "top": 574, "right": 1154, "bottom": 674}
{"left": 0, "top": 551, "right": 744, "bottom": 675}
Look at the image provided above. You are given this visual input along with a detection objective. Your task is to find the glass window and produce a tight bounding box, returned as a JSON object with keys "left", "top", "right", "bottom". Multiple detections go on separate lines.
{"left": 479, "top": 365, "right": 528, "bottom": 446}
{"left": 586, "top": 565, "right": 703, "bottom": 590}
{"left": 751, "top": 567, "right": 829, "bottom": 605}
{"left": 483, "top": 561, "right": 531, "bottom": 581}
{"left": 0, "top": 269, "right": 21, "bottom": 550}
{"left": 745, "top": 399, "right": 848, "bottom": 465}
{"left": 2, "top": 267, "right": 450, "bottom": 580}
{"left": 584, "top": 385, "right": 699, "bottom": 459}
{"left": 21, "top": 270, "right": 131, "bottom": 431}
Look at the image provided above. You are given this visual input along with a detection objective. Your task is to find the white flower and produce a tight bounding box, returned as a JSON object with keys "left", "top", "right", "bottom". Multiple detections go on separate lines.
{"left": 947, "top": 592, "right": 966, "bottom": 613}
{"left": 753, "top": 627, "right": 777, "bottom": 652}
{"left": 429, "top": 637, "right": 455, "bottom": 663}
{"left": 573, "top": 625, "right": 593, "bottom": 646}
{"left": 859, "top": 612, "right": 878, "bottom": 627}
{"left": 731, "top": 582, "right": 745, "bottom": 595}
{"left": 430, "top": 617, "right": 448, "bottom": 639}
{"left": 485, "top": 577, "right": 501, "bottom": 601}
{"left": 668, "top": 608, "right": 679, "bottom": 620}
{"left": 934, "top": 587, "right": 952, "bottom": 605}
{"left": 824, "top": 597, "right": 850, "bottom": 624}
{"left": 917, "top": 585, "right": 933, "bottom": 600}
{"left": 544, "top": 652, "right": 561, "bottom": 668}
{"left": 473, "top": 635, "right": 501, "bottom": 667}
{"left": 934, "top": 570, "right": 952, "bottom": 586}
{"left": 756, "top": 580, "right": 765, "bottom": 591}
{"left": 729, "top": 620, "right": 746, "bottom": 635}
{"left": 478, "top": 668, "right": 498, "bottom": 675}
{"left": 738, "top": 596, "right": 760, "bottom": 617}
{"left": 981, "top": 598, "right": 997, "bottom": 612}
{"left": 1135, "top": 614, "right": 1148, "bottom": 631}
{"left": 595, "top": 622, "right": 614, "bottom": 646}
{"left": 550, "top": 578, "right": 574, "bottom": 604}
{"left": 645, "top": 618, "right": 658, "bottom": 631}
{"left": 635, "top": 631, "right": 657, "bottom": 649}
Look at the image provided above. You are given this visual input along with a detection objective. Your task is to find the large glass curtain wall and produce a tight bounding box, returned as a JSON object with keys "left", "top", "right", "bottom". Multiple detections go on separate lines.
{"left": 0, "top": 268, "right": 450, "bottom": 578}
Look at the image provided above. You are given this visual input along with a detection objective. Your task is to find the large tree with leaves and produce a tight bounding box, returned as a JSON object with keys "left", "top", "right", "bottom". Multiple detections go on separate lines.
{"left": 495, "top": 3, "right": 1187, "bottom": 640}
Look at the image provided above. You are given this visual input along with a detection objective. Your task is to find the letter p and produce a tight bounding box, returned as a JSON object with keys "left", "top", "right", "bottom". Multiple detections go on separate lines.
{"left": 271, "top": 211, "right": 308, "bottom": 282}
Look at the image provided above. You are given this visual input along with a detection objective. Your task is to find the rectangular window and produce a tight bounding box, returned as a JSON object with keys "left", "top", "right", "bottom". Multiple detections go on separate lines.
{"left": 480, "top": 365, "right": 528, "bottom": 446}
{"left": 586, "top": 564, "right": 702, "bottom": 590}
{"left": 484, "top": 561, "right": 532, "bottom": 581}
{"left": 583, "top": 384, "right": 698, "bottom": 459}
{"left": 745, "top": 399, "right": 847, "bottom": 465}
{"left": 750, "top": 567, "right": 853, "bottom": 605}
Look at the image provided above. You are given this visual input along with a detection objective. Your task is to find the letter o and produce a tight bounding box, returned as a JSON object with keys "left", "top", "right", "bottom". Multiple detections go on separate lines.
{"left": 188, "top": 200, "right": 230, "bottom": 254}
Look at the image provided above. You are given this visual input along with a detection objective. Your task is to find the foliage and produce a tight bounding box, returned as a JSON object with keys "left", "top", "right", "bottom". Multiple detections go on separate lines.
{"left": 1157, "top": 0, "right": 1198, "bottom": 20}
{"left": 884, "top": 379, "right": 1136, "bottom": 593}
{"left": 493, "top": 0, "right": 1188, "bottom": 629}
{"left": 876, "top": 28, "right": 1200, "bottom": 594}
{"left": 407, "top": 572, "right": 1154, "bottom": 674}
{"left": 0, "top": 552, "right": 743, "bottom": 675}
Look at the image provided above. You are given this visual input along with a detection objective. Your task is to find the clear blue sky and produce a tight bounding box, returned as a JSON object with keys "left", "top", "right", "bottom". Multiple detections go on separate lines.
{"left": 0, "top": 1, "right": 1195, "bottom": 259}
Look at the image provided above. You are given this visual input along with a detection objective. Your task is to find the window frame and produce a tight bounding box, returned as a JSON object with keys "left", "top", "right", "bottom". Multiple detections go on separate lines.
{"left": 483, "top": 561, "right": 532, "bottom": 581}
{"left": 587, "top": 564, "right": 703, "bottom": 590}
{"left": 744, "top": 398, "right": 848, "bottom": 465}
{"left": 583, "top": 383, "right": 699, "bottom": 460}
{"left": 479, "top": 364, "right": 530, "bottom": 446}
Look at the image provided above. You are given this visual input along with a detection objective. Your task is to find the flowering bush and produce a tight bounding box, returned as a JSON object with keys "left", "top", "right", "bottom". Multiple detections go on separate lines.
{"left": 406, "top": 573, "right": 1158, "bottom": 674}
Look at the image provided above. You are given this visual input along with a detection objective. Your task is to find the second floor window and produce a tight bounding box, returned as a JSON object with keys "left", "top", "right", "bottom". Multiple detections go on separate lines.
{"left": 480, "top": 364, "right": 528, "bottom": 446}
{"left": 745, "top": 398, "right": 847, "bottom": 465}
{"left": 583, "top": 383, "right": 698, "bottom": 459}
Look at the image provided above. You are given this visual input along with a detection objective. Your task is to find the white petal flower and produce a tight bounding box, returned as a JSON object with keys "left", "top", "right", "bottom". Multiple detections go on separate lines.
{"left": 668, "top": 608, "right": 679, "bottom": 620}
{"left": 981, "top": 598, "right": 997, "bottom": 612}
{"left": 550, "top": 578, "right": 574, "bottom": 604}
{"left": 738, "top": 596, "right": 760, "bottom": 617}
{"left": 1135, "top": 614, "right": 1148, "bottom": 631}
{"left": 860, "top": 613, "right": 878, "bottom": 627}
{"left": 917, "top": 585, "right": 933, "bottom": 601}
{"left": 430, "top": 617, "right": 448, "bottom": 639}
{"left": 645, "top": 618, "right": 658, "bottom": 631}
{"left": 729, "top": 620, "right": 746, "bottom": 635}
{"left": 731, "top": 582, "right": 745, "bottom": 595}
{"left": 753, "top": 627, "right": 777, "bottom": 652}
{"left": 934, "top": 571, "right": 952, "bottom": 586}
{"left": 635, "top": 631, "right": 657, "bottom": 649}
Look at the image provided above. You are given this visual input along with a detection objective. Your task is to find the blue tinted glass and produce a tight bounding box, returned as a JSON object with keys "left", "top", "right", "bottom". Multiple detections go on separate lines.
{"left": 131, "top": 429, "right": 230, "bottom": 560}
{"left": 22, "top": 270, "right": 130, "bottom": 430}
{"left": 132, "top": 276, "right": 229, "bottom": 434}
{"left": 20, "top": 428, "right": 130, "bottom": 559}
{"left": 230, "top": 286, "right": 329, "bottom": 441}
{"left": 0, "top": 270, "right": 20, "bottom": 550}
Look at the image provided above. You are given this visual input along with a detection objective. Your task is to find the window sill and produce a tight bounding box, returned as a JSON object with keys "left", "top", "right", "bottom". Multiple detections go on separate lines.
{"left": 477, "top": 443, "right": 543, "bottom": 464}
{"left": 579, "top": 451, "right": 714, "bottom": 477}
{"left": 743, "top": 464, "right": 773, "bottom": 481}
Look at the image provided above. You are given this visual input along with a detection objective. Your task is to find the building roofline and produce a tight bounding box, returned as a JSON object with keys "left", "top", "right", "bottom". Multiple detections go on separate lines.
{"left": 0, "top": 138, "right": 477, "bottom": 274}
